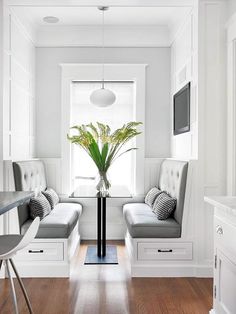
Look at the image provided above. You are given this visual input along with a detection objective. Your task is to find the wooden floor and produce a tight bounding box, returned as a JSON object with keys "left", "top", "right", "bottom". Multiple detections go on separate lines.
{"left": 0, "top": 241, "right": 213, "bottom": 314}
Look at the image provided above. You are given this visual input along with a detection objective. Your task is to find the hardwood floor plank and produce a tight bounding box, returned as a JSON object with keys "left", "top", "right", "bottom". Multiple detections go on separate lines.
{"left": 0, "top": 241, "right": 213, "bottom": 314}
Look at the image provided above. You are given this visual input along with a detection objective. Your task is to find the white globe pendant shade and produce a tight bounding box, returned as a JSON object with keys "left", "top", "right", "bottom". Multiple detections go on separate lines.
{"left": 90, "top": 88, "right": 116, "bottom": 107}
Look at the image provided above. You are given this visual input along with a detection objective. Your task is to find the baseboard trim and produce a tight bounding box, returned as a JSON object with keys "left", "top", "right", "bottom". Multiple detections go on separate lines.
{"left": 131, "top": 264, "right": 213, "bottom": 278}
{"left": 13, "top": 261, "right": 70, "bottom": 278}
{"left": 209, "top": 310, "right": 215, "bottom": 314}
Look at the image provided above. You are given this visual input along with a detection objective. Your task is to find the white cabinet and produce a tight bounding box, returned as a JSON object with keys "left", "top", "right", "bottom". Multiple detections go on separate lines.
{"left": 205, "top": 196, "right": 236, "bottom": 314}
{"left": 215, "top": 249, "right": 236, "bottom": 314}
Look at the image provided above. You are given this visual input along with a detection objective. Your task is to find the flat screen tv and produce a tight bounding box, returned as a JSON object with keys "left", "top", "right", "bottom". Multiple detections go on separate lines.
{"left": 173, "top": 82, "right": 190, "bottom": 135}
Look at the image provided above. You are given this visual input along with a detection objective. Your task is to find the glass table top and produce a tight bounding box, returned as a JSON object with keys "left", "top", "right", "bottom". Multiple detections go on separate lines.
{"left": 70, "top": 185, "right": 132, "bottom": 198}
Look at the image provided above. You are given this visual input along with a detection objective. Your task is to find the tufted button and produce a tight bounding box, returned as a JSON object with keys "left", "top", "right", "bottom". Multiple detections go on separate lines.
{"left": 177, "top": 172, "right": 179, "bottom": 178}
{"left": 24, "top": 174, "right": 27, "bottom": 179}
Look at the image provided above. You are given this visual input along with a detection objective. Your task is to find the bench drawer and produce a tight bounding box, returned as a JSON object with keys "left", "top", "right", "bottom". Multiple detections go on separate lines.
{"left": 138, "top": 242, "right": 192, "bottom": 261}
{"left": 16, "top": 242, "right": 64, "bottom": 261}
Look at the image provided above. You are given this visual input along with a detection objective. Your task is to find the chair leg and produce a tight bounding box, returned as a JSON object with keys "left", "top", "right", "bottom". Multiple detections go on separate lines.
{"left": 0, "top": 260, "right": 2, "bottom": 271}
{"left": 5, "top": 259, "right": 19, "bottom": 314}
{"left": 9, "top": 259, "right": 34, "bottom": 314}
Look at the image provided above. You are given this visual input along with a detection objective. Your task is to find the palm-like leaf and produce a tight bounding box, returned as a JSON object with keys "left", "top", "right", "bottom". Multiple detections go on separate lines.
{"left": 67, "top": 122, "right": 142, "bottom": 172}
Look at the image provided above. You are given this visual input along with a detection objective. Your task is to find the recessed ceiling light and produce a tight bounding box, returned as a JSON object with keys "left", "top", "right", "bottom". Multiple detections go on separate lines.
{"left": 43, "top": 16, "right": 59, "bottom": 24}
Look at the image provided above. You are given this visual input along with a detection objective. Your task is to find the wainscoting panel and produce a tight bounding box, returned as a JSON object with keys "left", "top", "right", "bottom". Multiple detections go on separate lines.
{"left": 41, "top": 158, "right": 62, "bottom": 194}
{"left": 3, "top": 9, "right": 36, "bottom": 161}
{"left": 144, "top": 158, "right": 164, "bottom": 193}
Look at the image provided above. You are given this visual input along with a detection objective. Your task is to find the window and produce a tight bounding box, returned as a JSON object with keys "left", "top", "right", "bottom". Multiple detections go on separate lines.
{"left": 71, "top": 81, "right": 135, "bottom": 190}
{"left": 61, "top": 64, "right": 146, "bottom": 196}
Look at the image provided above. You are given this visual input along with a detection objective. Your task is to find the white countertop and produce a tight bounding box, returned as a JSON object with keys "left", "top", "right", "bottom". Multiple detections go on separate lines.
{"left": 204, "top": 196, "right": 236, "bottom": 216}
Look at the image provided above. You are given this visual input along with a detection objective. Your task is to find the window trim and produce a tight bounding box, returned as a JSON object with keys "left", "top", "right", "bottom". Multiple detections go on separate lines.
{"left": 61, "top": 63, "right": 147, "bottom": 196}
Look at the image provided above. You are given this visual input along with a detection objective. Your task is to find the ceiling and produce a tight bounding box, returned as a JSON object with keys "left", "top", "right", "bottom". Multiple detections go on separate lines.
{"left": 12, "top": 6, "right": 192, "bottom": 28}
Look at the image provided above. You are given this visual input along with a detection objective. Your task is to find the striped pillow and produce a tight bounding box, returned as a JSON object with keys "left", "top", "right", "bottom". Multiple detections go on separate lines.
{"left": 145, "top": 187, "right": 162, "bottom": 207}
{"left": 29, "top": 193, "right": 51, "bottom": 220}
{"left": 42, "top": 188, "right": 59, "bottom": 209}
{"left": 152, "top": 192, "right": 176, "bottom": 220}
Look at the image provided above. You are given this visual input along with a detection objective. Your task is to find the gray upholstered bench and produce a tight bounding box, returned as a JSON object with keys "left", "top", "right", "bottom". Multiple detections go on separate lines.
{"left": 20, "top": 201, "right": 81, "bottom": 238}
{"left": 124, "top": 160, "right": 188, "bottom": 239}
{"left": 123, "top": 203, "right": 181, "bottom": 238}
{"left": 123, "top": 159, "right": 191, "bottom": 277}
{"left": 12, "top": 160, "right": 82, "bottom": 277}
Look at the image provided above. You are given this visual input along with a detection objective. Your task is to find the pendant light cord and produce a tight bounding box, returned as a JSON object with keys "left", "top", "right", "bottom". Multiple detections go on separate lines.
{"left": 102, "top": 8, "right": 105, "bottom": 89}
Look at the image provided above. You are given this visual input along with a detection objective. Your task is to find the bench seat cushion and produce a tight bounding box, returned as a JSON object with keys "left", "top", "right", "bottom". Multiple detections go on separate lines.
{"left": 123, "top": 203, "right": 181, "bottom": 238}
{"left": 21, "top": 203, "right": 82, "bottom": 238}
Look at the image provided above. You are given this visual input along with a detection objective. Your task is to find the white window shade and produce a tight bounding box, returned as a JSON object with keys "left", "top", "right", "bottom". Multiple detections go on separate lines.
{"left": 71, "top": 81, "right": 135, "bottom": 190}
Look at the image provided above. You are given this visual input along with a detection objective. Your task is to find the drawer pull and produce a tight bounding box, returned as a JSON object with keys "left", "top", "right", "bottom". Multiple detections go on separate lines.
{"left": 216, "top": 225, "right": 223, "bottom": 235}
{"left": 158, "top": 249, "right": 173, "bottom": 253}
{"left": 28, "top": 249, "right": 44, "bottom": 253}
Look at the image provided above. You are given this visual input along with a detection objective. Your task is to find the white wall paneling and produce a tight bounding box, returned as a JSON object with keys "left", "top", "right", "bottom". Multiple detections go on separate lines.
{"left": 197, "top": 0, "right": 227, "bottom": 272}
{"left": 0, "top": 3, "right": 5, "bottom": 283}
{"left": 41, "top": 158, "right": 62, "bottom": 194}
{"left": 170, "top": 8, "right": 198, "bottom": 159}
{"left": 227, "top": 0, "right": 236, "bottom": 21}
{"left": 0, "top": 1, "right": 3, "bottom": 192}
{"left": 144, "top": 158, "right": 164, "bottom": 193}
{"left": 1, "top": 6, "right": 37, "bottom": 276}
{"left": 226, "top": 14, "right": 236, "bottom": 195}
{"left": 3, "top": 8, "right": 36, "bottom": 162}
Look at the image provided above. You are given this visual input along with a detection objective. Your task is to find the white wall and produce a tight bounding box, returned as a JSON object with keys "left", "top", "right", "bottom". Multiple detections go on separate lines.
{"left": 171, "top": 9, "right": 198, "bottom": 159}
{"left": 227, "top": 0, "right": 236, "bottom": 20}
{"left": 0, "top": 0, "right": 3, "bottom": 192}
{"left": 3, "top": 9, "right": 36, "bottom": 163}
{"left": 35, "top": 47, "right": 171, "bottom": 158}
{"left": 197, "top": 0, "right": 227, "bottom": 272}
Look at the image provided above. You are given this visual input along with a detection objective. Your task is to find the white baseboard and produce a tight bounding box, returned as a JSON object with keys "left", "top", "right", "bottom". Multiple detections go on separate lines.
{"left": 209, "top": 310, "right": 215, "bottom": 314}
{"left": 14, "top": 261, "right": 70, "bottom": 278}
{"left": 0, "top": 266, "right": 5, "bottom": 279}
{"left": 131, "top": 264, "right": 213, "bottom": 278}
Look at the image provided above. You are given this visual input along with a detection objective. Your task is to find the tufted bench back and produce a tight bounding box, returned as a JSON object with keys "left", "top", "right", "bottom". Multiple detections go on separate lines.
{"left": 158, "top": 160, "right": 188, "bottom": 225}
{"left": 13, "top": 160, "right": 47, "bottom": 226}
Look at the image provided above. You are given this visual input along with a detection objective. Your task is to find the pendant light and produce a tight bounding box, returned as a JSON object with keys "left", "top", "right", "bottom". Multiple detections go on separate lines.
{"left": 90, "top": 7, "right": 116, "bottom": 107}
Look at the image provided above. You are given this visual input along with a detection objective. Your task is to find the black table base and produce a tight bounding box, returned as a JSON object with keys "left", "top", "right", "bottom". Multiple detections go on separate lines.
{"left": 84, "top": 195, "right": 118, "bottom": 264}
{"left": 97, "top": 197, "right": 106, "bottom": 257}
{"left": 84, "top": 245, "right": 118, "bottom": 265}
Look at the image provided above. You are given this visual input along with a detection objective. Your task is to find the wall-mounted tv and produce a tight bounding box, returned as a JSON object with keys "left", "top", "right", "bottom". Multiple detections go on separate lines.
{"left": 173, "top": 82, "right": 190, "bottom": 136}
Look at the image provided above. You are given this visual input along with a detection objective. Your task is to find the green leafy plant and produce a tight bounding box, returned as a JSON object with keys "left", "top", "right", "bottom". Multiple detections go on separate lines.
{"left": 67, "top": 121, "right": 142, "bottom": 191}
